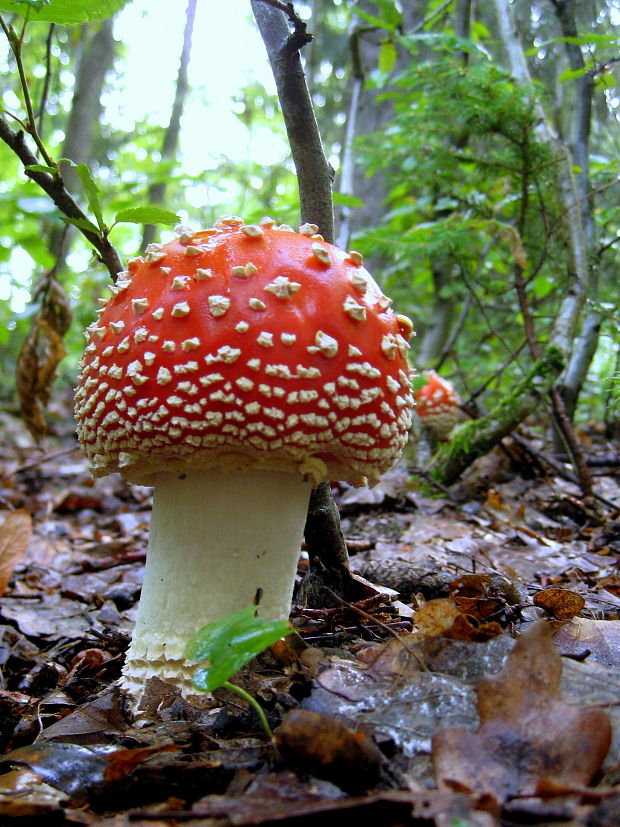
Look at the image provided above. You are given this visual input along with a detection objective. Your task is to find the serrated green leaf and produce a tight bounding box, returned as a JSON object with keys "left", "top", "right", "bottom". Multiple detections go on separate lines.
{"left": 114, "top": 206, "right": 180, "bottom": 226}
{"left": 186, "top": 607, "right": 292, "bottom": 693}
{"left": 72, "top": 163, "right": 105, "bottom": 231}
{"left": 0, "top": 0, "right": 129, "bottom": 24}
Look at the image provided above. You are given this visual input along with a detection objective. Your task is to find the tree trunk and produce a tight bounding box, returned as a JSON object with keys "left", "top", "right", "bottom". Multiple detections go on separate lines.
{"left": 336, "top": 3, "right": 425, "bottom": 254}
{"left": 492, "top": 0, "right": 593, "bottom": 389}
{"left": 464, "top": 0, "right": 594, "bottom": 494}
{"left": 141, "top": 0, "right": 197, "bottom": 251}
{"left": 548, "top": 0, "right": 600, "bottom": 420}
{"left": 50, "top": 19, "right": 115, "bottom": 265}
{"left": 251, "top": 0, "right": 351, "bottom": 603}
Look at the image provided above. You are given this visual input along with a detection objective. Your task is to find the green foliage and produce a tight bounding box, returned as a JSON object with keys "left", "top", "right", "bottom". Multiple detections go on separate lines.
{"left": 185, "top": 606, "right": 292, "bottom": 693}
{"left": 185, "top": 607, "right": 293, "bottom": 739}
{"left": 112, "top": 206, "right": 180, "bottom": 227}
{"left": 354, "top": 0, "right": 402, "bottom": 34}
{"left": 354, "top": 40, "right": 566, "bottom": 395}
{"left": 0, "top": 0, "right": 130, "bottom": 24}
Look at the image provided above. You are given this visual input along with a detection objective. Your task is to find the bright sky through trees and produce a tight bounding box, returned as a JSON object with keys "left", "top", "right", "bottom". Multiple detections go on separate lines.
{"left": 0, "top": 1, "right": 288, "bottom": 312}
{"left": 111, "top": 0, "right": 284, "bottom": 172}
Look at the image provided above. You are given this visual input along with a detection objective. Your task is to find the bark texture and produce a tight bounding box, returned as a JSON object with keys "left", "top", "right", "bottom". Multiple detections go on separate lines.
{"left": 251, "top": 0, "right": 351, "bottom": 601}
{"left": 51, "top": 20, "right": 116, "bottom": 265}
{"left": 251, "top": 1, "right": 334, "bottom": 241}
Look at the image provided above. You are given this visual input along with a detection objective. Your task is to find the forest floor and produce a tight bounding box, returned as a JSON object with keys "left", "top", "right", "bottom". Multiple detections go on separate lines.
{"left": 0, "top": 407, "right": 619, "bottom": 826}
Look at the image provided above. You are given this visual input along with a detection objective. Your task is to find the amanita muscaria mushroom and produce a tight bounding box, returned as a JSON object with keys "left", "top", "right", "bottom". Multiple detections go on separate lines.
{"left": 413, "top": 370, "right": 461, "bottom": 440}
{"left": 74, "top": 216, "right": 414, "bottom": 695}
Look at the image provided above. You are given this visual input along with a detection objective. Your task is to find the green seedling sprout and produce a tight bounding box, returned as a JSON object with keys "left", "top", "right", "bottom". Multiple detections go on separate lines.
{"left": 185, "top": 606, "right": 293, "bottom": 740}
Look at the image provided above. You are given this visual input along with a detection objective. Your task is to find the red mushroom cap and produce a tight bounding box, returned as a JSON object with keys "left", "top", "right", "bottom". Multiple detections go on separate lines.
{"left": 413, "top": 370, "right": 460, "bottom": 437}
{"left": 74, "top": 218, "right": 414, "bottom": 486}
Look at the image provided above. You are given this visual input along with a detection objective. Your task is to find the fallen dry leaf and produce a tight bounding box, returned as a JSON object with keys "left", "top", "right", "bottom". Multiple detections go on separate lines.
{"left": 274, "top": 708, "right": 383, "bottom": 793}
{"left": 0, "top": 509, "right": 32, "bottom": 595}
{"left": 413, "top": 598, "right": 462, "bottom": 636}
{"left": 553, "top": 617, "right": 620, "bottom": 667}
{"left": 432, "top": 621, "right": 611, "bottom": 804}
{"left": 533, "top": 588, "right": 586, "bottom": 620}
{"left": 413, "top": 598, "right": 503, "bottom": 642}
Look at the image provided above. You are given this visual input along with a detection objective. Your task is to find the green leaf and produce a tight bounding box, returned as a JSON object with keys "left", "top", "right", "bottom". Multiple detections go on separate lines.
{"left": 559, "top": 66, "right": 588, "bottom": 83}
{"left": 531, "top": 274, "right": 555, "bottom": 298}
{"left": 114, "top": 206, "right": 181, "bottom": 226}
{"left": 353, "top": 7, "right": 398, "bottom": 33}
{"left": 185, "top": 607, "right": 292, "bottom": 693}
{"left": 379, "top": 40, "right": 398, "bottom": 75}
{"left": 73, "top": 163, "right": 105, "bottom": 231}
{"left": 60, "top": 215, "right": 101, "bottom": 234}
{"left": 412, "top": 374, "right": 430, "bottom": 392}
{"left": 24, "top": 163, "right": 57, "bottom": 175}
{"left": 594, "top": 72, "right": 616, "bottom": 91}
{"left": 471, "top": 21, "right": 490, "bottom": 40}
{"left": 332, "top": 192, "right": 365, "bottom": 208}
{"left": 0, "top": 0, "right": 130, "bottom": 24}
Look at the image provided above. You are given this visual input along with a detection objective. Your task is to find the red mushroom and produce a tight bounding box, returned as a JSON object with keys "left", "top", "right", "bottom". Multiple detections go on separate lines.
{"left": 74, "top": 217, "right": 414, "bottom": 696}
{"left": 413, "top": 370, "right": 461, "bottom": 440}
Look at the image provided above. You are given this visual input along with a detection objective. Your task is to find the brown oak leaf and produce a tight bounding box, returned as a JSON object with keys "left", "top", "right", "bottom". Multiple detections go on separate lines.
{"left": 432, "top": 621, "right": 611, "bottom": 804}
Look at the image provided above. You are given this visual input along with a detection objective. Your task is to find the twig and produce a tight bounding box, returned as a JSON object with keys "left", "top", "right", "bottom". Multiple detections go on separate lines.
{"left": 36, "top": 23, "right": 55, "bottom": 137}
{"left": 0, "top": 13, "right": 55, "bottom": 167}
{"left": 255, "top": 0, "right": 312, "bottom": 49}
{"left": 0, "top": 444, "right": 80, "bottom": 480}
{"left": 321, "top": 586, "right": 427, "bottom": 670}
{"left": 407, "top": 465, "right": 455, "bottom": 497}
{"left": 511, "top": 431, "right": 616, "bottom": 509}
{"left": 549, "top": 386, "right": 594, "bottom": 498}
{"left": 252, "top": 0, "right": 349, "bottom": 592}
{"left": 251, "top": 0, "right": 334, "bottom": 241}
{"left": 0, "top": 115, "right": 123, "bottom": 279}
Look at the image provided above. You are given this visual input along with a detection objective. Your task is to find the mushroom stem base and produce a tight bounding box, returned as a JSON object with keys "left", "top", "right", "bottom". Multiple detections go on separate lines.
{"left": 120, "top": 468, "right": 312, "bottom": 698}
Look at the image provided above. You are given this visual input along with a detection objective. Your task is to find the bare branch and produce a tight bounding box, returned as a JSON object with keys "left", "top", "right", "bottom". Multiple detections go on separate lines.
{"left": 252, "top": 0, "right": 347, "bottom": 594}
{"left": 0, "top": 116, "right": 123, "bottom": 279}
{"left": 251, "top": 0, "right": 334, "bottom": 241}
{"left": 255, "top": 0, "right": 312, "bottom": 50}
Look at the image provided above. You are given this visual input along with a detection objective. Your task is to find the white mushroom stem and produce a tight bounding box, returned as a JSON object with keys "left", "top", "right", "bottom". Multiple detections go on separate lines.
{"left": 121, "top": 468, "right": 312, "bottom": 698}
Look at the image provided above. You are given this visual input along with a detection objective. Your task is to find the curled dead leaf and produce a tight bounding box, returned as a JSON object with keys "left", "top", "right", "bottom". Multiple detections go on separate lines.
{"left": 16, "top": 276, "right": 72, "bottom": 440}
{"left": 553, "top": 617, "right": 620, "bottom": 667}
{"left": 533, "top": 588, "right": 585, "bottom": 621}
{"left": 413, "top": 598, "right": 461, "bottom": 637}
{"left": 274, "top": 708, "right": 382, "bottom": 793}
{"left": 413, "top": 598, "right": 503, "bottom": 642}
{"left": 16, "top": 318, "right": 66, "bottom": 440}
{"left": 0, "top": 510, "right": 33, "bottom": 595}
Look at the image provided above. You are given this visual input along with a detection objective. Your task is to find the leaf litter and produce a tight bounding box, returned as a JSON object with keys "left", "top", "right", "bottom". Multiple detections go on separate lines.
{"left": 0, "top": 409, "right": 619, "bottom": 825}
